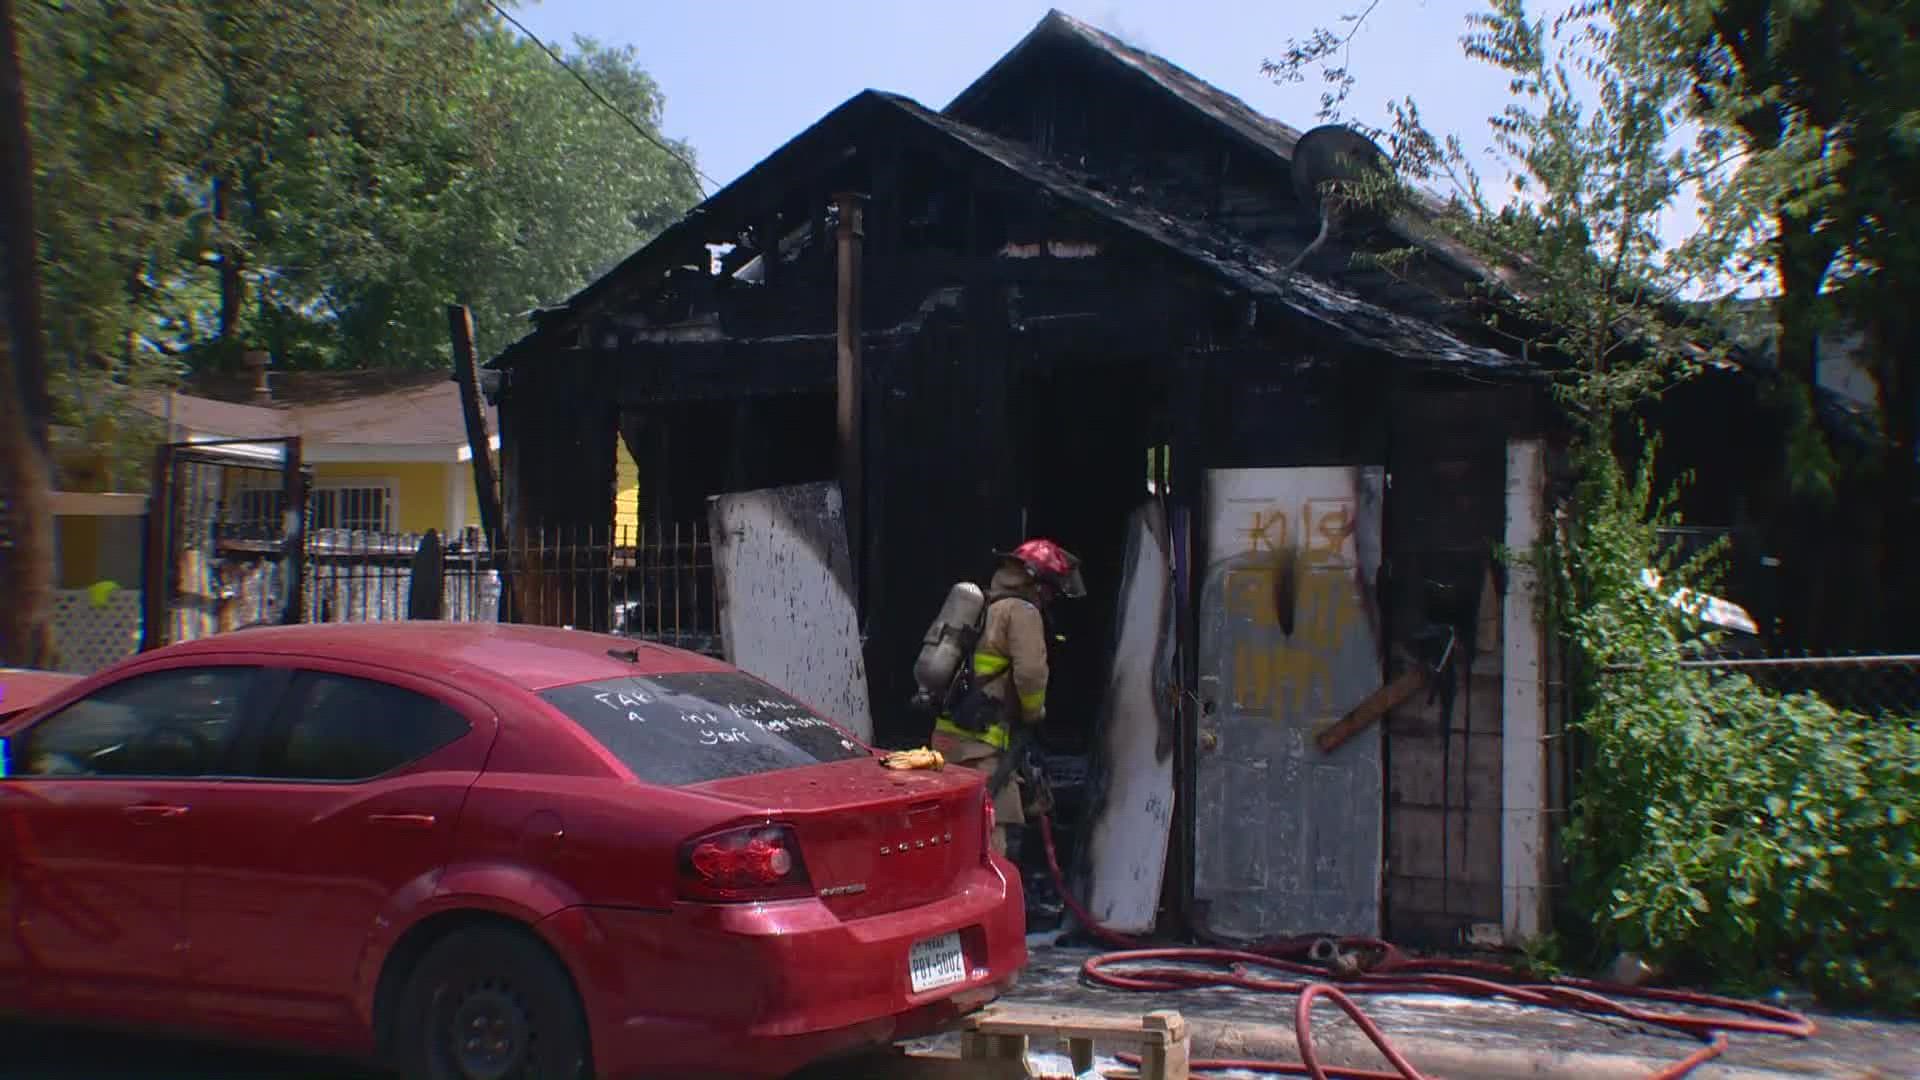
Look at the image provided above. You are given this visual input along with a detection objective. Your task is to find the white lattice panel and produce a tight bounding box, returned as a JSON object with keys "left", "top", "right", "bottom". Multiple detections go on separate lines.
{"left": 49, "top": 587, "right": 143, "bottom": 675}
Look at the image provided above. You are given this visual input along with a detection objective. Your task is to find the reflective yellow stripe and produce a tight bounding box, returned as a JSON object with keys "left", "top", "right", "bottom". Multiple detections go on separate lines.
{"left": 934, "top": 715, "right": 1010, "bottom": 750}
{"left": 1018, "top": 689, "right": 1046, "bottom": 714}
{"left": 973, "top": 652, "right": 1009, "bottom": 676}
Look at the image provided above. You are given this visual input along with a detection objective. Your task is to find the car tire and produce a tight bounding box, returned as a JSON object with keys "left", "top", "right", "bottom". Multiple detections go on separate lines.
{"left": 392, "top": 924, "right": 591, "bottom": 1080}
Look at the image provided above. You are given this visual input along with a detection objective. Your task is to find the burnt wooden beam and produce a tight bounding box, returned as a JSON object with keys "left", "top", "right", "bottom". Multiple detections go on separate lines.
{"left": 835, "top": 190, "right": 867, "bottom": 596}
{"left": 450, "top": 305, "right": 505, "bottom": 546}
{"left": 280, "top": 437, "right": 306, "bottom": 625}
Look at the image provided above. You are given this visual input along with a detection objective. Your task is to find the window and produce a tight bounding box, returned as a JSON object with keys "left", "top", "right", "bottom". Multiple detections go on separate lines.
{"left": 262, "top": 672, "right": 471, "bottom": 781}
{"left": 539, "top": 671, "right": 868, "bottom": 787}
{"left": 9, "top": 667, "right": 254, "bottom": 778}
{"left": 311, "top": 482, "right": 394, "bottom": 533}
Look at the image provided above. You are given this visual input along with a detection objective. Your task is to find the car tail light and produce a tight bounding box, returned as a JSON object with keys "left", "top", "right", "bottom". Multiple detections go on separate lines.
{"left": 678, "top": 824, "right": 812, "bottom": 902}
{"left": 981, "top": 785, "right": 996, "bottom": 864}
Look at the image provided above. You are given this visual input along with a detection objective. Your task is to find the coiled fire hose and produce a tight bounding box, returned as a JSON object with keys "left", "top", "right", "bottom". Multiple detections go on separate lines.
{"left": 1032, "top": 814, "right": 1816, "bottom": 1080}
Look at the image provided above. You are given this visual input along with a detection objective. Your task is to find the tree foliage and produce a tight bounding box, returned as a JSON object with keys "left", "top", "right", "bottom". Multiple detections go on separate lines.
{"left": 1640, "top": 0, "right": 1920, "bottom": 635}
{"left": 1270, "top": 0, "right": 1919, "bottom": 639}
{"left": 18, "top": 0, "right": 700, "bottom": 486}
{"left": 1270, "top": 0, "right": 1720, "bottom": 407}
{"left": 1648, "top": 0, "right": 1920, "bottom": 375}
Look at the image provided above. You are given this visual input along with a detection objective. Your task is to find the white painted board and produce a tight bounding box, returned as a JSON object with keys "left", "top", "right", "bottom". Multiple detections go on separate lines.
{"left": 1501, "top": 439, "right": 1548, "bottom": 942}
{"left": 709, "top": 482, "right": 874, "bottom": 743}
{"left": 1085, "top": 502, "right": 1177, "bottom": 934}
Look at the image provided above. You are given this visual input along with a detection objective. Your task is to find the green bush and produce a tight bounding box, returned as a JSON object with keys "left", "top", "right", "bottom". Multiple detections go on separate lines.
{"left": 1554, "top": 435, "right": 1920, "bottom": 1012}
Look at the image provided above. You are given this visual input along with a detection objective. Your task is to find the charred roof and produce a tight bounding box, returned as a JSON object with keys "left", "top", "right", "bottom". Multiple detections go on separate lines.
{"left": 490, "top": 89, "right": 1520, "bottom": 376}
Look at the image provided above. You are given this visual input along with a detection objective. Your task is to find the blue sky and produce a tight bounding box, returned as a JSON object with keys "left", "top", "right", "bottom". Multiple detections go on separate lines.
{"left": 511, "top": 1, "right": 1522, "bottom": 196}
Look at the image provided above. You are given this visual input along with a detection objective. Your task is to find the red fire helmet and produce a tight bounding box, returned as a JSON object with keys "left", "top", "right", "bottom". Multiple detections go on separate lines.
{"left": 999, "top": 538, "right": 1087, "bottom": 599}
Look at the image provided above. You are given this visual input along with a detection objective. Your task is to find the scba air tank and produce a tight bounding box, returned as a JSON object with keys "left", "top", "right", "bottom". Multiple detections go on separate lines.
{"left": 910, "top": 581, "right": 986, "bottom": 712}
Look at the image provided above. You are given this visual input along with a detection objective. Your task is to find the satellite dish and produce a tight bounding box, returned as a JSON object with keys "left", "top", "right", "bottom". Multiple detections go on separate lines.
{"left": 1278, "top": 125, "right": 1393, "bottom": 279}
{"left": 1290, "top": 124, "right": 1391, "bottom": 212}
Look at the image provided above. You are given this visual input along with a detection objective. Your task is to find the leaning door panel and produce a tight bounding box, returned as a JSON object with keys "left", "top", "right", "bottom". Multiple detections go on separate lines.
{"left": 1194, "top": 466, "right": 1385, "bottom": 939}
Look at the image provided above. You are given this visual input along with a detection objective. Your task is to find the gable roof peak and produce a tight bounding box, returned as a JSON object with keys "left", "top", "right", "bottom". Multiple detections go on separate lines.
{"left": 946, "top": 7, "right": 1305, "bottom": 162}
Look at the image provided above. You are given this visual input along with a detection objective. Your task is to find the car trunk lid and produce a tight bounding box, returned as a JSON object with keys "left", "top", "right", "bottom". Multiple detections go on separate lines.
{"left": 689, "top": 757, "right": 988, "bottom": 918}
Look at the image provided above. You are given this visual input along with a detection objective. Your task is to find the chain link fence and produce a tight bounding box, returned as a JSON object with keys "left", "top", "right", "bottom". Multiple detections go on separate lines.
{"left": 1669, "top": 654, "right": 1920, "bottom": 721}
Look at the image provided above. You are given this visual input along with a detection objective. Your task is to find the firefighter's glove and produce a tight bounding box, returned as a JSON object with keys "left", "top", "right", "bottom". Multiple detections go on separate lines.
{"left": 882, "top": 747, "right": 945, "bottom": 771}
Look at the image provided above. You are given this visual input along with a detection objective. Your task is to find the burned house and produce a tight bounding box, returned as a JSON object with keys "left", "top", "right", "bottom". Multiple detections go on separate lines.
{"left": 487, "top": 11, "right": 1591, "bottom": 947}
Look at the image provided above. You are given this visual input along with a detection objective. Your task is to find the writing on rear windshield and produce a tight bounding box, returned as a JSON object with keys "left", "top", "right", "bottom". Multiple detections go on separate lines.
{"left": 542, "top": 671, "right": 869, "bottom": 786}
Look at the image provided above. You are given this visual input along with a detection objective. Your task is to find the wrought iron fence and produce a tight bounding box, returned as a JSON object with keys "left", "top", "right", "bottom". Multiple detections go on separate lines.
{"left": 304, "top": 529, "right": 500, "bottom": 624}
{"left": 294, "top": 521, "right": 723, "bottom": 657}
{"left": 606, "top": 522, "right": 721, "bottom": 656}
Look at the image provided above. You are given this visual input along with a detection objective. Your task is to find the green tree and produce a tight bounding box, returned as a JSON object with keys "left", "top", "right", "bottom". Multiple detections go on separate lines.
{"left": 1639, "top": 0, "right": 1920, "bottom": 642}
{"left": 19, "top": 1, "right": 700, "bottom": 486}
{"left": 278, "top": 28, "right": 700, "bottom": 367}
{"left": 20, "top": 0, "right": 217, "bottom": 488}
{"left": 1270, "top": 0, "right": 1920, "bottom": 644}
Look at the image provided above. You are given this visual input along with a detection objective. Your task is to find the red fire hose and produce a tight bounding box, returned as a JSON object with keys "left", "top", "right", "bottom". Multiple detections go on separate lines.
{"left": 1032, "top": 814, "right": 1815, "bottom": 1079}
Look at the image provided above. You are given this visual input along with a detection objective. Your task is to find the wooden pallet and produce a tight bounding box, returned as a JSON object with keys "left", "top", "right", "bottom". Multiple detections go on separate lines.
{"left": 960, "top": 1004, "right": 1190, "bottom": 1079}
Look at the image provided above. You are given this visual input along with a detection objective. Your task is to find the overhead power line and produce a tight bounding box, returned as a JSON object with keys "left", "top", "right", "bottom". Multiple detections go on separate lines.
{"left": 482, "top": 0, "right": 716, "bottom": 195}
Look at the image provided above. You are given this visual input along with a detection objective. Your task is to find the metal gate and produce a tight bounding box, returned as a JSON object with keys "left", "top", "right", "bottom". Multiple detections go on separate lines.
{"left": 1193, "top": 465, "right": 1386, "bottom": 939}
{"left": 144, "top": 438, "right": 307, "bottom": 648}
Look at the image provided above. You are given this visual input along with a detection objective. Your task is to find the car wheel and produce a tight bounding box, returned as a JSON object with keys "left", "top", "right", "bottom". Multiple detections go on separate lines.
{"left": 393, "top": 925, "right": 591, "bottom": 1080}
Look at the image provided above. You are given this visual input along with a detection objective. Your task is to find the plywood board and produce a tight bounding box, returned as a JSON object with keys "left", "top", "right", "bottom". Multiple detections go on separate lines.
{"left": 710, "top": 482, "right": 874, "bottom": 742}
{"left": 1193, "top": 466, "right": 1385, "bottom": 939}
{"left": 1085, "top": 502, "right": 1177, "bottom": 934}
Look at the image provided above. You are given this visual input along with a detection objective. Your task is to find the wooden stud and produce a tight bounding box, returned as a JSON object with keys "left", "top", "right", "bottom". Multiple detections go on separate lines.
{"left": 1069, "top": 1035, "right": 1095, "bottom": 1074}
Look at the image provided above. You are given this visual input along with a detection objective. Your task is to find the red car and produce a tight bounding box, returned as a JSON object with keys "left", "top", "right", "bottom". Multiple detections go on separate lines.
{"left": 0, "top": 623, "right": 1026, "bottom": 1079}
{"left": 0, "top": 667, "right": 80, "bottom": 723}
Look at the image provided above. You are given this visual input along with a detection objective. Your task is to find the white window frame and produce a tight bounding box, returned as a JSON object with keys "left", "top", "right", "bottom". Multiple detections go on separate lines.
{"left": 309, "top": 478, "right": 397, "bottom": 534}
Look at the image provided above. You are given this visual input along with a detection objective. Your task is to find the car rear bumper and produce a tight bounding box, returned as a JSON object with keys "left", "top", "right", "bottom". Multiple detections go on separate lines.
{"left": 541, "top": 858, "right": 1027, "bottom": 1080}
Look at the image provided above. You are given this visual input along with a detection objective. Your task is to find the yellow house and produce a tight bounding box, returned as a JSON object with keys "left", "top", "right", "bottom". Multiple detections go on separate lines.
{"left": 147, "top": 371, "right": 641, "bottom": 539}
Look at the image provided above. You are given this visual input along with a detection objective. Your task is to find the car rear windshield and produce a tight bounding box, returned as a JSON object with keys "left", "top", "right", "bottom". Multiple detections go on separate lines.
{"left": 539, "top": 671, "right": 870, "bottom": 786}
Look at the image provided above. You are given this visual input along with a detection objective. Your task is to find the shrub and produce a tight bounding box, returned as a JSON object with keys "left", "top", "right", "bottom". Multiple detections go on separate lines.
{"left": 1554, "top": 435, "right": 1920, "bottom": 1012}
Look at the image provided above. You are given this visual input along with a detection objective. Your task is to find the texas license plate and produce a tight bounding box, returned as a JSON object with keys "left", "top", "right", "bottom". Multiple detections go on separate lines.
{"left": 907, "top": 932, "right": 967, "bottom": 994}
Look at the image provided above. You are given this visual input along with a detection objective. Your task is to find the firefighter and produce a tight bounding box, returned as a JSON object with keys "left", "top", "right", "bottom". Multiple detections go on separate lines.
{"left": 932, "top": 538, "right": 1085, "bottom": 860}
